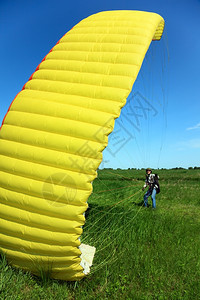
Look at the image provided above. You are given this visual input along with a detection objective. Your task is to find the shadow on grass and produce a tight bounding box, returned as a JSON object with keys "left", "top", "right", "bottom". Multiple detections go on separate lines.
{"left": 85, "top": 201, "right": 135, "bottom": 219}
{"left": 132, "top": 200, "right": 145, "bottom": 207}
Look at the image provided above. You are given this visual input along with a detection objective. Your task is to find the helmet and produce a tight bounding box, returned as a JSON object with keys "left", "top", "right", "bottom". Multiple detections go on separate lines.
{"left": 146, "top": 168, "right": 152, "bottom": 173}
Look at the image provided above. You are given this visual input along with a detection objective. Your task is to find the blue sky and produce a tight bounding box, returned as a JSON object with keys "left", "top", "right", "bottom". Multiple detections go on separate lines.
{"left": 0, "top": 0, "right": 199, "bottom": 169}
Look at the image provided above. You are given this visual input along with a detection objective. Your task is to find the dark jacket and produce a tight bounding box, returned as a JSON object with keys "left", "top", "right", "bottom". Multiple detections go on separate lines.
{"left": 143, "top": 173, "right": 160, "bottom": 193}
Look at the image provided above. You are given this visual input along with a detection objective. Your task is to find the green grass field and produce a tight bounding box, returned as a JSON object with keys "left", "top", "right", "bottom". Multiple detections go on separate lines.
{"left": 0, "top": 169, "right": 200, "bottom": 299}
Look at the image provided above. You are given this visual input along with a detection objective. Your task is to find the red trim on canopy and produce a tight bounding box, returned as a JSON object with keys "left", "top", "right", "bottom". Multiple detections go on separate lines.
{"left": 0, "top": 26, "right": 75, "bottom": 131}
{"left": 0, "top": 91, "right": 21, "bottom": 130}
{"left": 0, "top": 43, "right": 59, "bottom": 130}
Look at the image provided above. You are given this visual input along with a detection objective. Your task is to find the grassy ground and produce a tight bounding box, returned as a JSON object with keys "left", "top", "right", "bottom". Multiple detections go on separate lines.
{"left": 0, "top": 169, "right": 199, "bottom": 299}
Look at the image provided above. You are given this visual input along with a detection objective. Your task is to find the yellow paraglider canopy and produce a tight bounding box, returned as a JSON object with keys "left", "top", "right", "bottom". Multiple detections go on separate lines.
{"left": 0, "top": 10, "right": 164, "bottom": 280}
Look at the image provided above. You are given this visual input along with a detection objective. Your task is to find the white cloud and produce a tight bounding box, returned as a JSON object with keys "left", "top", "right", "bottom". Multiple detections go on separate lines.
{"left": 187, "top": 122, "right": 200, "bottom": 130}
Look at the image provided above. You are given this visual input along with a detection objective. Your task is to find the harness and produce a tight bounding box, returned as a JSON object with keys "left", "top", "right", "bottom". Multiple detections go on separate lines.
{"left": 146, "top": 173, "right": 160, "bottom": 194}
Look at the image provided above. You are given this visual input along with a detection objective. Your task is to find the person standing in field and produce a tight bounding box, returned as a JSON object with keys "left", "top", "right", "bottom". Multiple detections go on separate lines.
{"left": 142, "top": 168, "right": 160, "bottom": 209}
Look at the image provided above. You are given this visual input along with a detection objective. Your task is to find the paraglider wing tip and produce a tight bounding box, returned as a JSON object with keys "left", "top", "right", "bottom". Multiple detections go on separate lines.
{"left": 152, "top": 18, "right": 165, "bottom": 41}
{"left": 79, "top": 244, "right": 96, "bottom": 275}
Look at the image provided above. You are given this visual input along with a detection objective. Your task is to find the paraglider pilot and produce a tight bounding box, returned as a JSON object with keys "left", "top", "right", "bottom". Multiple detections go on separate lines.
{"left": 142, "top": 168, "right": 160, "bottom": 208}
